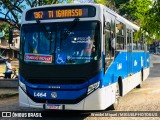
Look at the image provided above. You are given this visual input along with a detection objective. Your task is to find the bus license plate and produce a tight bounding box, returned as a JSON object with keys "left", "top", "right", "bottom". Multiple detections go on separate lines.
{"left": 45, "top": 104, "right": 63, "bottom": 110}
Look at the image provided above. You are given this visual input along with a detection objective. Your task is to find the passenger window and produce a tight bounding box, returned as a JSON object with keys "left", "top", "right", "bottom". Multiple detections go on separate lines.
{"left": 104, "top": 30, "right": 114, "bottom": 71}
{"left": 116, "top": 21, "right": 125, "bottom": 50}
{"left": 127, "top": 29, "right": 132, "bottom": 51}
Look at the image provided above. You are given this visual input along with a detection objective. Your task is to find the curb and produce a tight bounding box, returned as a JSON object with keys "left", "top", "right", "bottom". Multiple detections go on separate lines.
{"left": 0, "top": 93, "right": 18, "bottom": 99}
{"left": 0, "top": 79, "right": 18, "bottom": 88}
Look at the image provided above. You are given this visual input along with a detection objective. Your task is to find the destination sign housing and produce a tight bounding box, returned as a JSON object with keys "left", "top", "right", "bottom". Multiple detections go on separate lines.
{"left": 26, "top": 6, "right": 96, "bottom": 20}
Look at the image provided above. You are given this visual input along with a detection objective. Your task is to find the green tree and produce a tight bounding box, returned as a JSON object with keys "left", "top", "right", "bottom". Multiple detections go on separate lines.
{"left": 119, "top": 0, "right": 152, "bottom": 23}
{"left": 0, "top": 23, "right": 10, "bottom": 40}
{"left": 105, "top": 0, "right": 129, "bottom": 12}
{"left": 0, "top": 0, "right": 26, "bottom": 30}
{"left": 114, "top": 0, "right": 129, "bottom": 8}
{"left": 95, "top": 0, "right": 106, "bottom": 5}
{"left": 142, "top": 1, "right": 160, "bottom": 42}
{"left": 0, "top": 0, "right": 53, "bottom": 30}
{"left": 119, "top": 0, "right": 155, "bottom": 42}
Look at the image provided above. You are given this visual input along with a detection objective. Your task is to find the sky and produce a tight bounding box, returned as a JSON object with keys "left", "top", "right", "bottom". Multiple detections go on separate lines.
{"left": 0, "top": 1, "right": 30, "bottom": 23}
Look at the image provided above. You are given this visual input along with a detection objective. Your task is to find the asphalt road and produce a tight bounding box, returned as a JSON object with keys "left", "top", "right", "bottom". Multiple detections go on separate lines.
{"left": 0, "top": 54, "right": 160, "bottom": 120}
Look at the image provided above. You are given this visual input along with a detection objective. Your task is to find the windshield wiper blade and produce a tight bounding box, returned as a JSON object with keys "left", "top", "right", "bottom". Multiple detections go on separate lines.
{"left": 36, "top": 20, "right": 53, "bottom": 51}
{"left": 36, "top": 20, "right": 52, "bottom": 40}
{"left": 61, "top": 18, "right": 79, "bottom": 40}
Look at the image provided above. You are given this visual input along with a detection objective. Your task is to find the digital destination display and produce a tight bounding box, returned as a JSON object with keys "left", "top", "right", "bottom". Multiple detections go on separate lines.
{"left": 33, "top": 9, "right": 87, "bottom": 19}
{"left": 26, "top": 6, "right": 96, "bottom": 20}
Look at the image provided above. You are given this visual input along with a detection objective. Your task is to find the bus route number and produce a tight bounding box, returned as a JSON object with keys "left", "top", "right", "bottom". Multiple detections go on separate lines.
{"left": 34, "top": 92, "right": 47, "bottom": 98}
{"left": 34, "top": 11, "right": 43, "bottom": 19}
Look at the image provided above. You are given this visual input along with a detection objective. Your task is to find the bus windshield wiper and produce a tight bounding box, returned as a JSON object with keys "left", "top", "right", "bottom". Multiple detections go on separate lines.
{"left": 36, "top": 20, "right": 52, "bottom": 40}
{"left": 61, "top": 18, "right": 79, "bottom": 40}
{"left": 36, "top": 20, "right": 54, "bottom": 51}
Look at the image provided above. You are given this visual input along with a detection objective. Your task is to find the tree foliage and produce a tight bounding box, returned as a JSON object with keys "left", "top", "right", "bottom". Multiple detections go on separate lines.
{"left": 105, "top": 0, "right": 129, "bottom": 12}
{"left": 114, "top": 0, "right": 129, "bottom": 8}
{"left": 119, "top": 0, "right": 152, "bottom": 23}
{"left": 0, "top": 0, "right": 26, "bottom": 30}
{"left": 119, "top": 0, "right": 157, "bottom": 42}
{"left": 142, "top": 1, "right": 160, "bottom": 42}
{"left": 0, "top": 22, "right": 10, "bottom": 40}
{"left": 0, "top": 0, "right": 58, "bottom": 30}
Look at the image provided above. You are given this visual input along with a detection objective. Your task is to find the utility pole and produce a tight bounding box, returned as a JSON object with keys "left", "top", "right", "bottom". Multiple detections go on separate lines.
{"left": 8, "top": 27, "right": 13, "bottom": 44}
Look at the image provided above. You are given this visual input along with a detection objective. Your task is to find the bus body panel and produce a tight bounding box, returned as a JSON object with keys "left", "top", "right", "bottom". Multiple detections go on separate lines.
{"left": 103, "top": 52, "right": 150, "bottom": 83}
{"left": 102, "top": 51, "right": 150, "bottom": 96}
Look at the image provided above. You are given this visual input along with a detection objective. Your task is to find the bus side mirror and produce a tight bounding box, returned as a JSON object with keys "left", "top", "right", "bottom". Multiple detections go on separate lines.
{"left": 8, "top": 29, "right": 13, "bottom": 44}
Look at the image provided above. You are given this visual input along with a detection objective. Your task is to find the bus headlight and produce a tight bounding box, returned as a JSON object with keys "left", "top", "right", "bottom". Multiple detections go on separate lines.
{"left": 19, "top": 80, "right": 26, "bottom": 92}
{"left": 87, "top": 81, "right": 100, "bottom": 95}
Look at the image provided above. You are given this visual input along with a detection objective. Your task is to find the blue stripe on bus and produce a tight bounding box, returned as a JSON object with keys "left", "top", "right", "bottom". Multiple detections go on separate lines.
{"left": 101, "top": 51, "right": 150, "bottom": 87}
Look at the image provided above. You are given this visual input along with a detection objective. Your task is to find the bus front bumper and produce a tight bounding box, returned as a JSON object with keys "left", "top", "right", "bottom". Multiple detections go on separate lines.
{"left": 19, "top": 84, "right": 115, "bottom": 110}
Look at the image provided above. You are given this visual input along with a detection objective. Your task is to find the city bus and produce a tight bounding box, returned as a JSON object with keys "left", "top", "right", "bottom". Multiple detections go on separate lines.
{"left": 19, "top": 3, "right": 150, "bottom": 110}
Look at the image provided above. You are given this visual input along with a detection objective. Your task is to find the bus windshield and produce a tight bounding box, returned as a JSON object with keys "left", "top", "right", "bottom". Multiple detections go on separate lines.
{"left": 21, "top": 21, "right": 100, "bottom": 64}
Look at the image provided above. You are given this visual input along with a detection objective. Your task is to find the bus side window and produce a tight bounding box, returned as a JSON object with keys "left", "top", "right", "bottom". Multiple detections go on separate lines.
{"left": 133, "top": 30, "right": 138, "bottom": 50}
{"left": 105, "top": 30, "right": 110, "bottom": 58}
{"left": 140, "top": 34, "right": 144, "bottom": 50}
{"left": 116, "top": 22, "right": 124, "bottom": 50}
{"left": 127, "top": 29, "right": 132, "bottom": 51}
{"left": 133, "top": 36, "right": 144, "bottom": 51}
{"left": 104, "top": 30, "right": 114, "bottom": 71}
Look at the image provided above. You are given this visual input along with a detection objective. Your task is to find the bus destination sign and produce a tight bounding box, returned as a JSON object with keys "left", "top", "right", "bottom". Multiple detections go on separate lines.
{"left": 26, "top": 6, "right": 96, "bottom": 20}
{"left": 34, "top": 9, "right": 87, "bottom": 19}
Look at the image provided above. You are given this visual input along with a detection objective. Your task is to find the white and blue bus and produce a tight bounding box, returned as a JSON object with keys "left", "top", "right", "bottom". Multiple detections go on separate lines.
{"left": 19, "top": 3, "right": 150, "bottom": 110}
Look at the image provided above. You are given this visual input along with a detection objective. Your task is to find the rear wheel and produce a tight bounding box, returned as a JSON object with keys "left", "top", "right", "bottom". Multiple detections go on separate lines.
{"left": 109, "top": 83, "right": 120, "bottom": 110}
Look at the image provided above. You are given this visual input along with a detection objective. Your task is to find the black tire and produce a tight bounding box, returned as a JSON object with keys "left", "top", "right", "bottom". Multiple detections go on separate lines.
{"left": 109, "top": 83, "right": 120, "bottom": 110}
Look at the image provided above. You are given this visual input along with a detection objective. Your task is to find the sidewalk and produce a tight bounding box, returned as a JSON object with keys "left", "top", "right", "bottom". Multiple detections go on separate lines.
{"left": 0, "top": 88, "right": 18, "bottom": 99}
{"left": 0, "top": 60, "right": 19, "bottom": 99}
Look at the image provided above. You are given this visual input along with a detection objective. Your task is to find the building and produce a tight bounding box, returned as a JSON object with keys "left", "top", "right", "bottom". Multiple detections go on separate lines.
{"left": 10, "top": 29, "right": 20, "bottom": 58}
{"left": 0, "top": 21, "right": 20, "bottom": 59}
